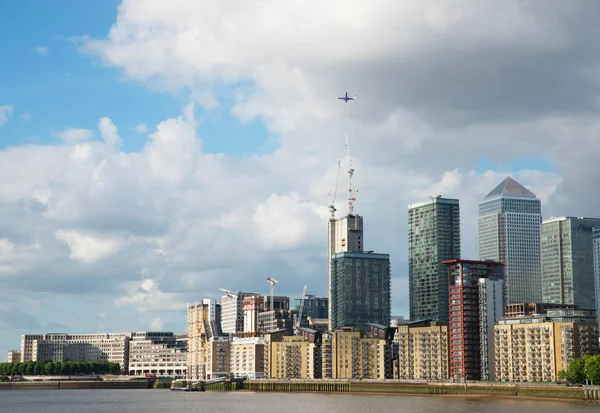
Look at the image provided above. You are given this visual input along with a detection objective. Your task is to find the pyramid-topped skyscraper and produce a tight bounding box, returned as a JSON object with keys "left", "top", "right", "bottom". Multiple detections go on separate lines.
{"left": 478, "top": 177, "right": 542, "bottom": 304}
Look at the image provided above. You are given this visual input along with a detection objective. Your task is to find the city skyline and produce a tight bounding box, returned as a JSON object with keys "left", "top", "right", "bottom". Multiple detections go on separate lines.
{"left": 3, "top": 1, "right": 600, "bottom": 360}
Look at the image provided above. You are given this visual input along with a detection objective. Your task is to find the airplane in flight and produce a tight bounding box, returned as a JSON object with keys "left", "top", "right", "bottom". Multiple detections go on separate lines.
{"left": 338, "top": 92, "right": 357, "bottom": 103}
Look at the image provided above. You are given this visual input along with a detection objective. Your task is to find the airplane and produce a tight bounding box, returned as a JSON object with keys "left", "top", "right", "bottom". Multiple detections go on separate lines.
{"left": 338, "top": 92, "right": 357, "bottom": 103}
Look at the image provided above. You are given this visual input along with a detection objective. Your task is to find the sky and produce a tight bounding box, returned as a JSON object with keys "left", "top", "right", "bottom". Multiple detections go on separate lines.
{"left": 2, "top": 0, "right": 600, "bottom": 358}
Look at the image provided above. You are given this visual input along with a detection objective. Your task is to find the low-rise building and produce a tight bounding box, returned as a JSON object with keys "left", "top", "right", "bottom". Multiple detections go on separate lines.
{"left": 267, "top": 328, "right": 321, "bottom": 379}
{"left": 495, "top": 312, "right": 599, "bottom": 382}
{"left": 207, "top": 336, "right": 231, "bottom": 379}
{"left": 127, "top": 332, "right": 187, "bottom": 377}
{"left": 21, "top": 333, "right": 132, "bottom": 371}
{"left": 7, "top": 350, "right": 21, "bottom": 363}
{"left": 396, "top": 321, "right": 449, "bottom": 381}
{"left": 330, "top": 326, "right": 392, "bottom": 379}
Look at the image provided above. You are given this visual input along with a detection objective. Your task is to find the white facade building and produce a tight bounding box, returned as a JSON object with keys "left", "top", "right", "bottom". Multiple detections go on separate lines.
{"left": 478, "top": 177, "right": 542, "bottom": 304}
{"left": 20, "top": 333, "right": 132, "bottom": 370}
{"left": 128, "top": 332, "right": 187, "bottom": 377}
{"left": 221, "top": 292, "right": 258, "bottom": 334}
{"left": 478, "top": 276, "right": 504, "bottom": 380}
{"left": 230, "top": 337, "right": 265, "bottom": 379}
{"left": 327, "top": 214, "right": 363, "bottom": 330}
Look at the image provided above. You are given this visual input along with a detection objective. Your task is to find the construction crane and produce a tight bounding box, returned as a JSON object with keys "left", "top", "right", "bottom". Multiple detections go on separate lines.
{"left": 327, "top": 159, "right": 342, "bottom": 219}
{"left": 218, "top": 288, "right": 240, "bottom": 299}
{"left": 294, "top": 285, "right": 307, "bottom": 335}
{"left": 265, "top": 277, "right": 279, "bottom": 312}
{"left": 345, "top": 133, "right": 357, "bottom": 216}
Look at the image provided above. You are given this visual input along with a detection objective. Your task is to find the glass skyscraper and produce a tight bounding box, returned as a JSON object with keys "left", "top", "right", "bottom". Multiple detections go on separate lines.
{"left": 541, "top": 217, "right": 600, "bottom": 310}
{"left": 330, "top": 251, "right": 390, "bottom": 330}
{"left": 408, "top": 197, "right": 460, "bottom": 324}
{"left": 478, "top": 177, "right": 542, "bottom": 304}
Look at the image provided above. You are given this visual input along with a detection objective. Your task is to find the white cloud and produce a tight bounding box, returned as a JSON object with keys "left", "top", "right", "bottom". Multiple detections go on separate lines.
{"left": 98, "top": 117, "right": 120, "bottom": 146}
{"left": 54, "top": 229, "right": 127, "bottom": 263}
{"left": 149, "top": 317, "right": 163, "bottom": 330}
{"left": 33, "top": 46, "right": 48, "bottom": 55}
{"left": 54, "top": 128, "right": 95, "bottom": 143}
{"left": 132, "top": 123, "right": 147, "bottom": 133}
{"left": 0, "top": 105, "right": 14, "bottom": 126}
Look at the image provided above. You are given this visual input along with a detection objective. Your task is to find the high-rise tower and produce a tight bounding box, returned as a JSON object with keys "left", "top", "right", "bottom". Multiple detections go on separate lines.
{"left": 478, "top": 177, "right": 542, "bottom": 304}
{"left": 541, "top": 217, "right": 600, "bottom": 310}
{"left": 408, "top": 197, "right": 460, "bottom": 323}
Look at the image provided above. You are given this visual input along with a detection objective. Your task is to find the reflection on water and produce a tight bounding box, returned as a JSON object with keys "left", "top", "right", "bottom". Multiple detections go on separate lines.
{"left": 0, "top": 389, "right": 597, "bottom": 413}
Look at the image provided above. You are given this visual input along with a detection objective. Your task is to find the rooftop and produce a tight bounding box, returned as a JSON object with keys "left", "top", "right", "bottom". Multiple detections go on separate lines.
{"left": 483, "top": 176, "right": 536, "bottom": 200}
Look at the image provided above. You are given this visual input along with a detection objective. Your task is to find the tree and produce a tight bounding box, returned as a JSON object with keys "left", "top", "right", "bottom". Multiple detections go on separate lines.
{"left": 584, "top": 355, "right": 600, "bottom": 385}
{"left": 563, "top": 357, "right": 586, "bottom": 384}
{"left": 44, "top": 362, "right": 54, "bottom": 376}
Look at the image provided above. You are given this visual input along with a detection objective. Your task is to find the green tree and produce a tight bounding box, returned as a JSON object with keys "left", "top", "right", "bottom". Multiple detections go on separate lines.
{"left": 584, "top": 355, "right": 600, "bottom": 384}
{"left": 33, "top": 364, "right": 41, "bottom": 375}
{"left": 563, "top": 357, "right": 586, "bottom": 384}
{"left": 44, "top": 362, "right": 54, "bottom": 376}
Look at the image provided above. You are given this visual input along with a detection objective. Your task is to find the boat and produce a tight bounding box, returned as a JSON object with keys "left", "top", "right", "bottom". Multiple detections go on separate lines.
{"left": 170, "top": 385, "right": 199, "bottom": 392}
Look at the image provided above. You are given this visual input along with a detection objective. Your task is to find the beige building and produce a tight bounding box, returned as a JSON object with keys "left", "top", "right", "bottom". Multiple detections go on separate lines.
{"left": 330, "top": 328, "right": 391, "bottom": 379}
{"left": 20, "top": 333, "right": 132, "bottom": 370}
{"left": 187, "top": 299, "right": 222, "bottom": 380}
{"left": 206, "top": 337, "right": 230, "bottom": 379}
{"left": 265, "top": 328, "right": 321, "bottom": 379}
{"left": 495, "top": 318, "right": 599, "bottom": 382}
{"left": 230, "top": 337, "right": 264, "bottom": 379}
{"left": 128, "top": 332, "right": 187, "bottom": 377}
{"left": 396, "top": 321, "right": 449, "bottom": 381}
{"left": 7, "top": 350, "right": 21, "bottom": 363}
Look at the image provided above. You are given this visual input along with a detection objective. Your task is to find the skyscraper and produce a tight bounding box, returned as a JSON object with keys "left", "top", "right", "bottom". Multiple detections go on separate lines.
{"left": 330, "top": 251, "right": 390, "bottom": 330}
{"left": 328, "top": 214, "right": 363, "bottom": 329}
{"left": 444, "top": 259, "right": 504, "bottom": 381}
{"left": 478, "top": 177, "right": 542, "bottom": 304}
{"left": 541, "top": 217, "right": 600, "bottom": 310}
{"left": 593, "top": 228, "right": 600, "bottom": 328}
{"left": 408, "top": 197, "right": 460, "bottom": 323}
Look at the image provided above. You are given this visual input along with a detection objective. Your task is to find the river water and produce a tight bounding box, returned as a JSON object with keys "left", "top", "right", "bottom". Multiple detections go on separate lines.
{"left": 0, "top": 389, "right": 597, "bottom": 413}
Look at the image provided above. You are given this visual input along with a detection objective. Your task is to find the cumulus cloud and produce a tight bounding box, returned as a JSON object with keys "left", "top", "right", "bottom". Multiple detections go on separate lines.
{"left": 0, "top": 105, "right": 14, "bottom": 126}
{"left": 54, "top": 229, "right": 127, "bottom": 263}
{"left": 98, "top": 117, "right": 120, "bottom": 146}
{"left": 132, "top": 123, "right": 147, "bottom": 133}
{"left": 54, "top": 128, "right": 95, "bottom": 143}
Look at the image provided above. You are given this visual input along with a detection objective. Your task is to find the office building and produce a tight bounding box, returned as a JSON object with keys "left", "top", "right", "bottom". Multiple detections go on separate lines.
{"left": 505, "top": 302, "right": 577, "bottom": 317}
{"left": 408, "top": 197, "right": 460, "bottom": 324}
{"left": 127, "top": 332, "right": 187, "bottom": 377}
{"left": 330, "top": 251, "right": 391, "bottom": 330}
{"left": 541, "top": 217, "right": 600, "bottom": 311}
{"left": 295, "top": 295, "right": 328, "bottom": 327}
{"left": 594, "top": 228, "right": 600, "bottom": 329}
{"left": 494, "top": 313, "right": 599, "bottom": 382}
{"left": 478, "top": 177, "right": 542, "bottom": 304}
{"left": 328, "top": 214, "right": 364, "bottom": 329}
{"left": 257, "top": 309, "right": 294, "bottom": 333}
{"left": 20, "top": 333, "right": 132, "bottom": 370}
{"left": 444, "top": 259, "right": 504, "bottom": 381}
{"left": 187, "top": 299, "right": 222, "bottom": 380}
{"left": 395, "top": 321, "right": 449, "bottom": 381}
{"left": 221, "top": 292, "right": 259, "bottom": 334}
{"left": 229, "top": 336, "right": 265, "bottom": 379}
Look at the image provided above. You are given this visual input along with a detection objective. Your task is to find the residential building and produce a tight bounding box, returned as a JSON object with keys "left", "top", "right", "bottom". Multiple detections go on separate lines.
{"left": 594, "top": 228, "right": 600, "bottom": 329}
{"left": 307, "top": 317, "right": 329, "bottom": 332}
{"left": 330, "top": 329, "right": 361, "bottom": 379}
{"left": 321, "top": 332, "right": 333, "bottom": 379}
{"left": 127, "top": 332, "right": 187, "bottom": 377}
{"left": 257, "top": 309, "right": 294, "bottom": 334}
{"left": 263, "top": 329, "right": 292, "bottom": 379}
{"left": 479, "top": 276, "right": 504, "bottom": 381}
{"left": 444, "top": 259, "right": 504, "bottom": 381}
{"left": 265, "top": 329, "right": 321, "bottom": 379}
{"left": 408, "top": 197, "right": 461, "bottom": 324}
{"left": 20, "top": 333, "right": 132, "bottom": 370}
{"left": 229, "top": 336, "right": 265, "bottom": 379}
{"left": 328, "top": 327, "right": 391, "bottom": 379}
{"left": 494, "top": 314, "right": 599, "bottom": 382}
{"left": 206, "top": 336, "right": 231, "bottom": 379}
{"left": 541, "top": 217, "right": 600, "bottom": 310}
{"left": 187, "top": 299, "right": 222, "bottom": 380}
{"left": 330, "top": 251, "right": 391, "bottom": 330}
{"left": 395, "top": 321, "right": 449, "bottom": 381}
{"left": 7, "top": 350, "right": 21, "bottom": 363}
{"left": 328, "top": 214, "right": 364, "bottom": 329}
{"left": 478, "top": 176, "right": 542, "bottom": 304}
{"left": 244, "top": 296, "right": 290, "bottom": 333}
{"left": 221, "top": 292, "right": 259, "bottom": 334}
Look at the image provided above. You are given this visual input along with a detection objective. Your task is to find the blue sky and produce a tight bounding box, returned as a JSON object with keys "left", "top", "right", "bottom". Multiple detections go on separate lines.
{"left": 0, "top": 0, "right": 270, "bottom": 154}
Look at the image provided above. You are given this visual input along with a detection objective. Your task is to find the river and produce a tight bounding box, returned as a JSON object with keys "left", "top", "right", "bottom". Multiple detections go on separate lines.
{"left": 0, "top": 389, "right": 597, "bottom": 413}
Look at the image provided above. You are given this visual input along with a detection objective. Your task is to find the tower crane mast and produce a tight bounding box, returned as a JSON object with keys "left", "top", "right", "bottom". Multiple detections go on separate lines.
{"left": 327, "top": 160, "right": 342, "bottom": 219}
{"left": 294, "top": 285, "right": 307, "bottom": 335}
